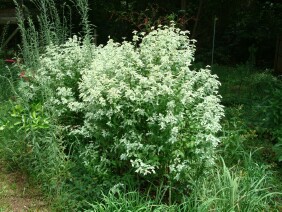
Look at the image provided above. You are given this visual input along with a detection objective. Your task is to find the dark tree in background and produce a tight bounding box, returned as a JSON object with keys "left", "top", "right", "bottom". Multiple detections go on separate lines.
{"left": 1, "top": 0, "right": 281, "bottom": 67}
{"left": 200, "top": 0, "right": 282, "bottom": 67}
{"left": 84, "top": 0, "right": 282, "bottom": 67}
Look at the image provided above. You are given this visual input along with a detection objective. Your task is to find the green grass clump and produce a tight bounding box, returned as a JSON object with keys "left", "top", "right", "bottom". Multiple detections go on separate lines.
{"left": 0, "top": 60, "right": 20, "bottom": 101}
{"left": 85, "top": 158, "right": 278, "bottom": 211}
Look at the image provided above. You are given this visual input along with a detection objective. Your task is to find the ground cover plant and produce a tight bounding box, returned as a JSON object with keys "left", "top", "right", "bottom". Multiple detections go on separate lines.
{"left": 0, "top": 1, "right": 282, "bottom": 211}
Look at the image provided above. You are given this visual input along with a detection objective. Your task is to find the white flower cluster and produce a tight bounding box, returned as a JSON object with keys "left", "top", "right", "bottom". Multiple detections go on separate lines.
{"left": 78, "top": 25, "right": 224, "bottom": 180}
{"left": 18, "top": 36, "right": 94, "bottom": 118}
{"left": 19, "top": 25, "right": 224, "bottom": 184}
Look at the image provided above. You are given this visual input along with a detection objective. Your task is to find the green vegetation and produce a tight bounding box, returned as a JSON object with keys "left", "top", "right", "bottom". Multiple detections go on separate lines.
{"left": 0, "top": 0, "right": 282, "bottom": 211}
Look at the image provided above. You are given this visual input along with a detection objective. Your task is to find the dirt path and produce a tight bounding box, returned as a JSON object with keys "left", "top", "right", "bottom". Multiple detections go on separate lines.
{"left": 0, "top": 161, "right": 50, "bottom": 212}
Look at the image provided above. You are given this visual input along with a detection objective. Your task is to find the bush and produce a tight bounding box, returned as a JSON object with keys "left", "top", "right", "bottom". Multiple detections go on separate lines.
{"left": 16, "top": 24, "right": 224, "bottom": 204}
{"left": 17, "top": 36, "right": 93, "bottom": 123}
{"left": 76, "top": 25, "right": 224, "bottom": 187}
{"left": 260, "top": 83, "right": 282, "bottom": 162}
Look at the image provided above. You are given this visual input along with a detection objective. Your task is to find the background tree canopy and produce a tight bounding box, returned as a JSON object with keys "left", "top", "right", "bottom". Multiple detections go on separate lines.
{"left": 79, "top": 0, "right": 281, "bottom": 67}
{"left": 0, "top": 0, "right": 281, "bottom": 67}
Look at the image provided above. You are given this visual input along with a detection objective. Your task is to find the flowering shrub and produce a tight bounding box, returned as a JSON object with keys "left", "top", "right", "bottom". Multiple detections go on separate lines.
{"left": 18, "top": 24, "right": 224, "bottom": 189}
{"left": 11, "top": 37, "right": 92, "bottom": 195}
{"left": 18, "top": 36, "right": 94, "bottom": 121}
{"left": 75, "top": 25, "right": 224, "bottom": 184}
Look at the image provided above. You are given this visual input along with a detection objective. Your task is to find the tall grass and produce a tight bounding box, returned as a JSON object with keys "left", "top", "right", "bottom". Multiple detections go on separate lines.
{"left": 0, "top": 0, "right": 76, "bottom": 205}
{"left": 192, "top": 159, "right": 277, "bottom": 211}
{"left": 85, "top": 157, "right": 279, "bottom": 211}
{"left": 14, "top": 0, "right": 70, "bottom": 68}
{"left": 0, "top": 62, "right": 20, "bottom": 101}
{"left": 73, "top": 0, "right": 93, "bottom": 40}
{"left": 1, "top": 0, "right": 97, "bottom": 209}
{"left": 0, "top": 23, "right": 9, "bottom": 50}
{"left": 14, "top": 1, "right": 40, "bottom": 69}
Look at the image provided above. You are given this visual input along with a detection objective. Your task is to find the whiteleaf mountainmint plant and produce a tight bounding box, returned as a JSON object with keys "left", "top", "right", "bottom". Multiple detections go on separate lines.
{"left": 76, "top": 25, "right": 224, "bottom": 184}
{"left": 17, "top": 36, "right": 93, "bottom": 117}
{"left": 18, "top": 24, "right": 224, "bottom": 189}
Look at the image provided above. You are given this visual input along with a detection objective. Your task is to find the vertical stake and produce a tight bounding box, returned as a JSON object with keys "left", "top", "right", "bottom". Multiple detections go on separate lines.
{"left": 211, "top": 16, "right": 218, "bottom": 69}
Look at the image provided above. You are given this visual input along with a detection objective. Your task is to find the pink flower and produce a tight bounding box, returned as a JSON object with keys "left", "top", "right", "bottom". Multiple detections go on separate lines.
{"left": 19, "top": 71, "right": 29, "bottom": 81}
{"left": 4, "top": 59, "right": 17, "bottom": 63}
{"left": 19, "top": 71, "right": 25, "bottom": 77}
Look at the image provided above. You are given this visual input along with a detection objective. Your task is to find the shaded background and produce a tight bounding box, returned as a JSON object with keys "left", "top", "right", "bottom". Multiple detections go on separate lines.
{"left": 0, "top": 0, "right": 281, "bottom": 68}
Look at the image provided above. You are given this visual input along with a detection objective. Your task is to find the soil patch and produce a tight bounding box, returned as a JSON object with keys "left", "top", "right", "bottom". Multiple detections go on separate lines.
{"left": 0, "top": 161, "right": 50, "bottom": 212}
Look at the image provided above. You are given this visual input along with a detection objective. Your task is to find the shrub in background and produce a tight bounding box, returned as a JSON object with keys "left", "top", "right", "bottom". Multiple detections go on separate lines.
{"left": 17, "top": 36, "right": 92, "bottom": 113}
{"left": 260, "top": 83, "right": 282, "bottom": 162}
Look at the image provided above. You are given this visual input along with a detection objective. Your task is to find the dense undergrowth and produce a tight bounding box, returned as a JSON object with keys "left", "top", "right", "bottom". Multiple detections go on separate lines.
{"left": 1, "top": 40, "right": 282, "bottom": 212}
{"left": 0, "top": 1, "right": 282, "bottom": 211}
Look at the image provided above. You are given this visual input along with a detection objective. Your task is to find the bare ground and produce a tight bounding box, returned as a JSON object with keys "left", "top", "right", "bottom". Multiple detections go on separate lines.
{"left": 0, "top": 161, "right": 50, "bottom": 212}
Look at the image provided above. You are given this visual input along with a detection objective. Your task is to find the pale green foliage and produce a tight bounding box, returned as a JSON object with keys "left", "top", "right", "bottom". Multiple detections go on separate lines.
{"left": 77, "top": 25, "right": 224, "bottom": 182}
{"left": 19, "top": 25, "right": 224, "bottom": 187}
{"left": 18, "top": 36, "right": 93, "bottom": 118}
{"left": 14, "top": 0, "right": 70, "bottom": 68}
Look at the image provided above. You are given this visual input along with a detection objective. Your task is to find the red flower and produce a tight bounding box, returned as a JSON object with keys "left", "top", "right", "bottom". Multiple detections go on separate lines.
{"left": 4, "top": 59, "right": 17, "bottom": 63}
{"left": 19, "top": 71, "right": 25, "bottom": 77}
{"left": 19, "top": 71, "right": 29, "bottom": 81}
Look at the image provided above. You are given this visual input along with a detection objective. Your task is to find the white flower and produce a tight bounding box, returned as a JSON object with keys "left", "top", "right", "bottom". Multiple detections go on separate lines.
{"left": 25, "top": 24, "right": 224, "bottom": 183}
